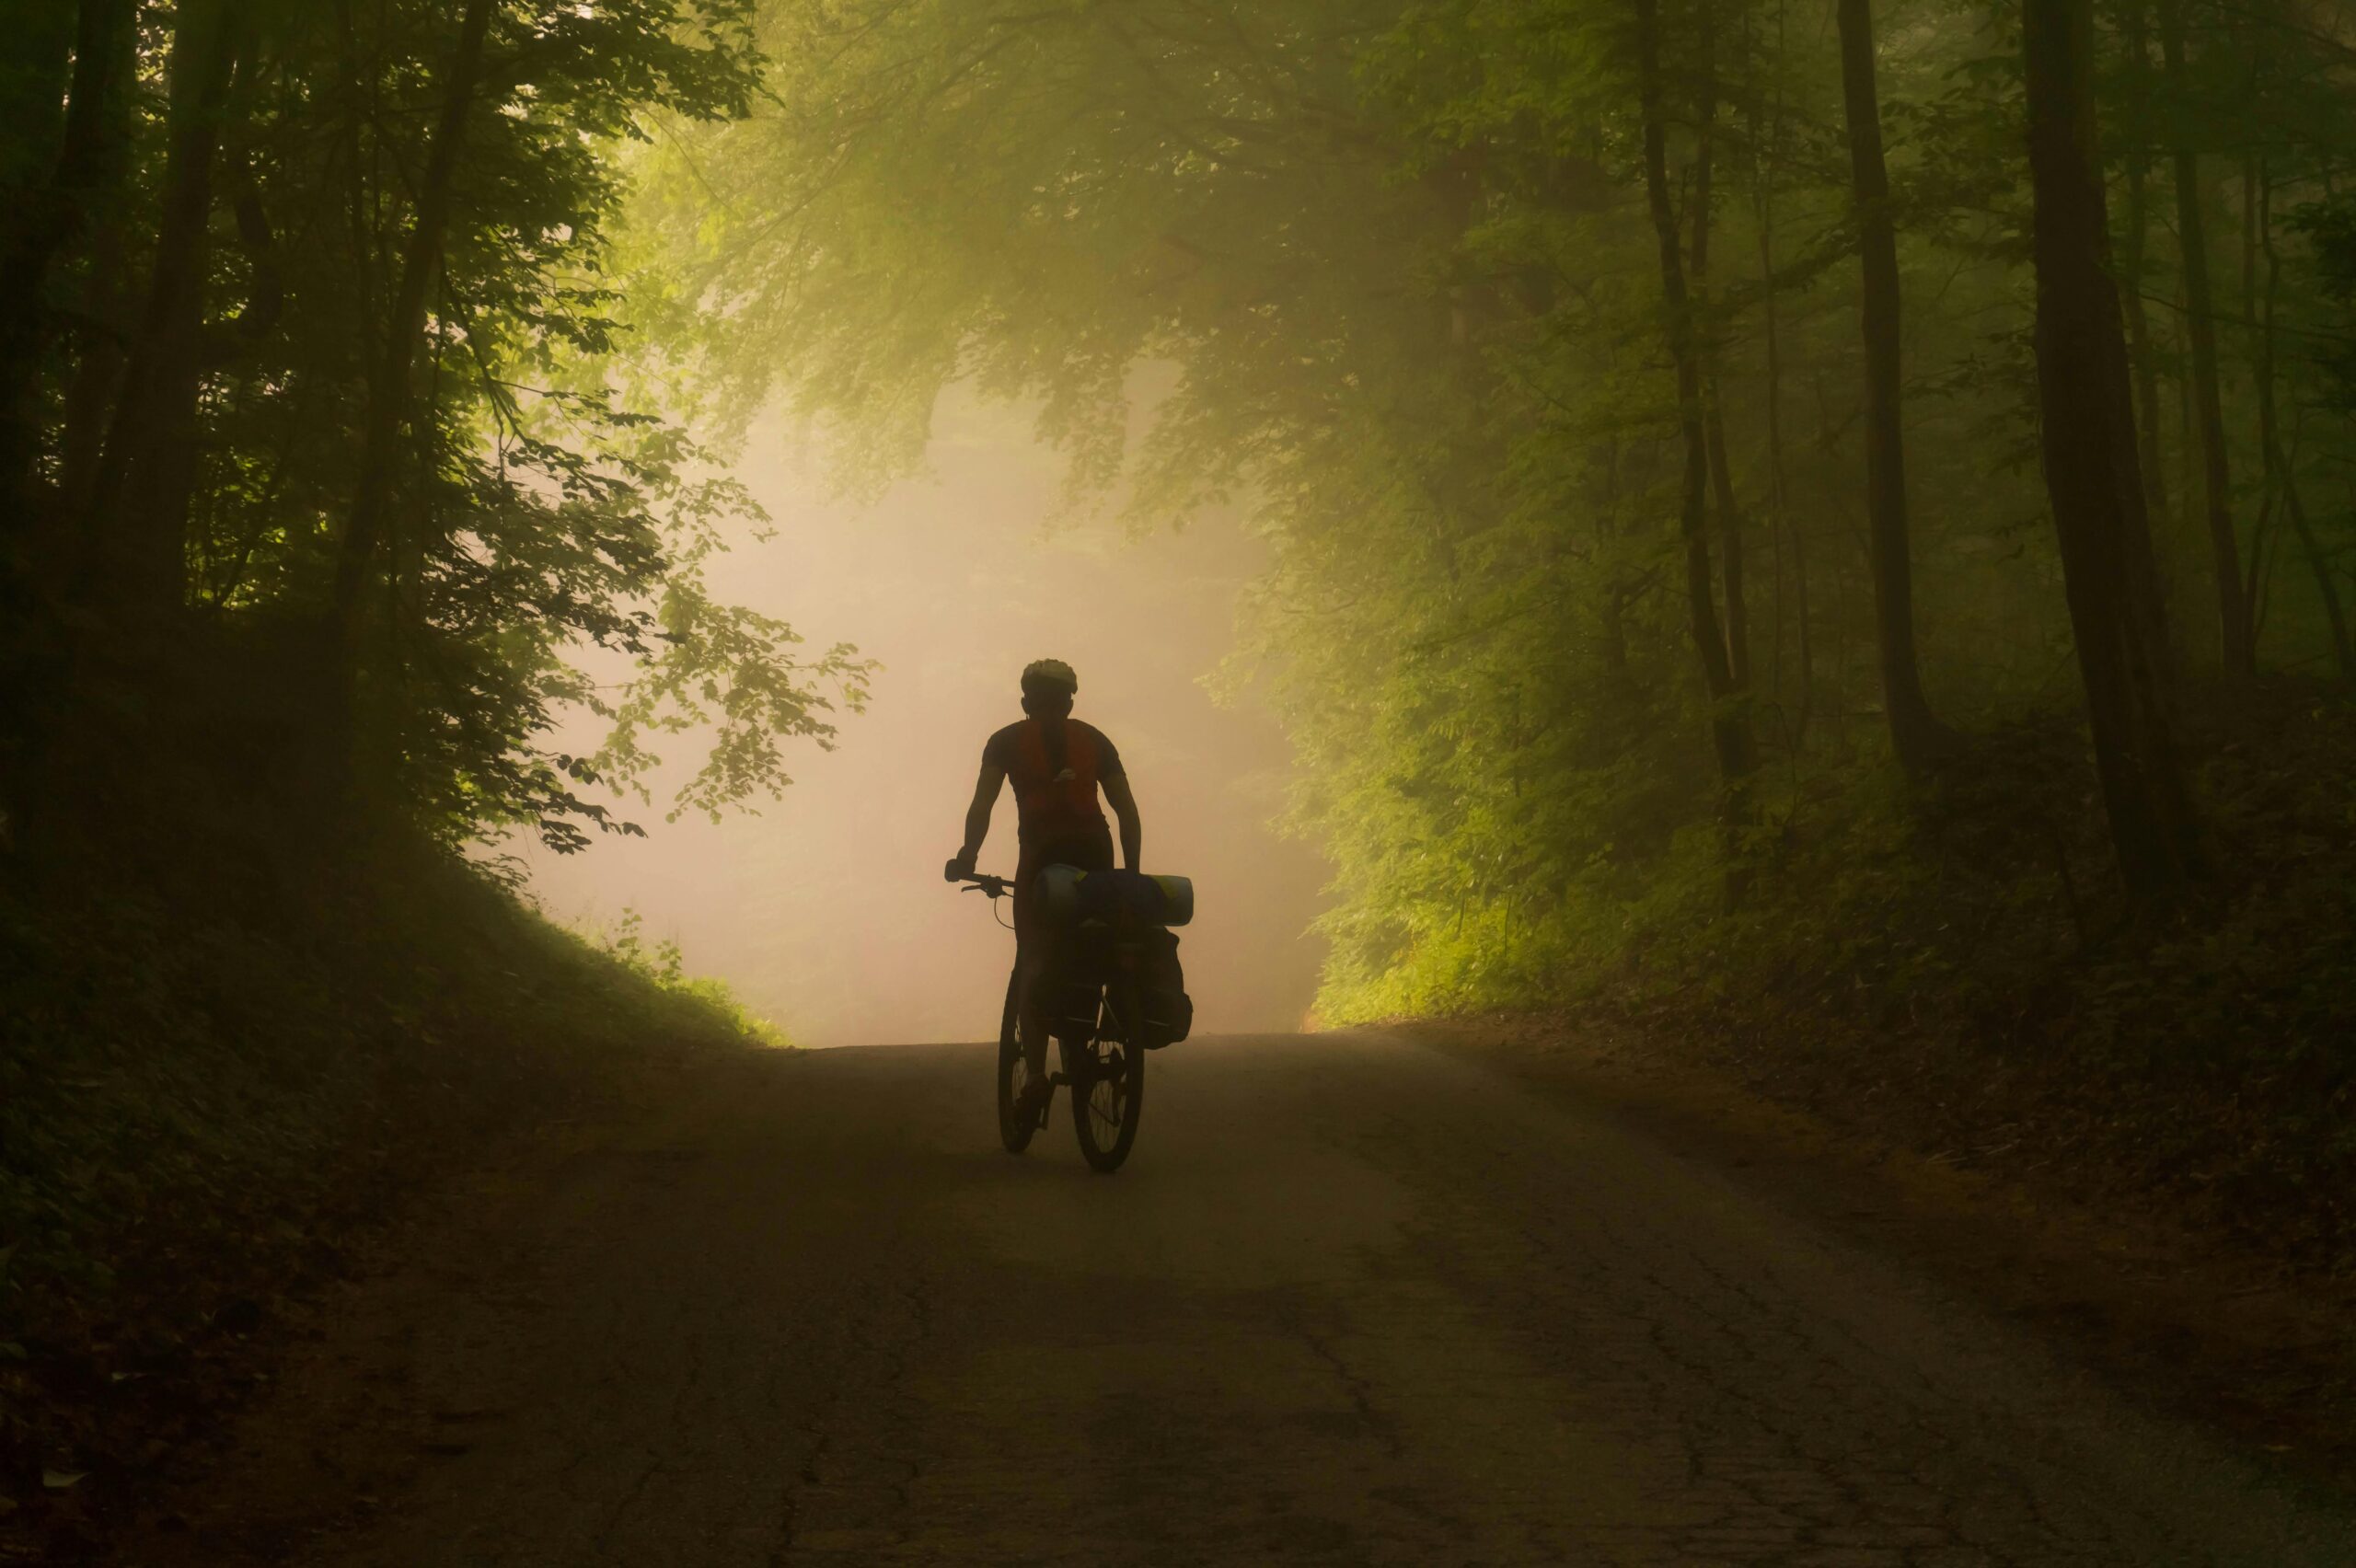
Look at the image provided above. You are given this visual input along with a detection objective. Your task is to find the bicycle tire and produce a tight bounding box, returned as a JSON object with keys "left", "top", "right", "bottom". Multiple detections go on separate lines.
{"left": 1069, "top": 988, "right": 1144, "bottom": 1173}
{"left": 996, "top": 964, "right": 1037, "bottom": 1154}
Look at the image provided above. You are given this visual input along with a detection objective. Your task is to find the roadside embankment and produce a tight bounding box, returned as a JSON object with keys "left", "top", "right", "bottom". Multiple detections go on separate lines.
{"left": 1413, "top": 1006, "right": 2356, "bottom": 1497}
{"left": 0, "top": 825, "right": 774, "bottom": 1561}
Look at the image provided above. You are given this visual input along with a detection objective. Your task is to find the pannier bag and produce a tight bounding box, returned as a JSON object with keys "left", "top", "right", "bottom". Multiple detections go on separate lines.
{"left": 1032, "top": 869, "right": 1196, "bottom": 1047}
{"left": 1036, "top": 965, "right": 1104, "bottom": 1040}
{"left": 1035, "top": 865, "right": 1194, "bottom": 928}
{"left": 1137, "top": 928, "right": 1192, "bottom": 1049}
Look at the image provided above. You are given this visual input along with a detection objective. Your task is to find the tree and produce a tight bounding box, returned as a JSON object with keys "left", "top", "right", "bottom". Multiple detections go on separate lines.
{"left": 1635, "top": 0, "right": 1757, "bottom": 813}
{"left": 635, "top": 0, "right": 2356, "bottom": 1014}
{"left": 2022, "top": 0, "right": 2203, "bottom": 901}
{"left": 331, "top": 0, "right": 495, "bottom": 768}
{"left": 85, "top": 0, "right": 244, "bottom": 629}
{"left": 0, "top": 0, "right": 868, "bottom": 851}
{"left": 1834, "top": 0, "right": 1950, "bottom": 774}
{"left": 2157, "top": 0, "right": 2252, "bottom": 679}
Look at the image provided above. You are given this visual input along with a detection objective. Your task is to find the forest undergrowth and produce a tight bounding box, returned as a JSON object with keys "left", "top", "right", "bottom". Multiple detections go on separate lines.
{"left": 0, "top": 790, "right": 777, "bottom": 1556}
{"left": 1403, "top": 680, "right": 2356, "bottom": 1274}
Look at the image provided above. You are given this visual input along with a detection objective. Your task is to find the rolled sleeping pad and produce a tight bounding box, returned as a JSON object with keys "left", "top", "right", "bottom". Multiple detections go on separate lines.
{"left": 1034, "top": 865, "right": 1194, "bottom": 928}
{"left": 1140, "top": 872, "right": 1195, "bottom": 928}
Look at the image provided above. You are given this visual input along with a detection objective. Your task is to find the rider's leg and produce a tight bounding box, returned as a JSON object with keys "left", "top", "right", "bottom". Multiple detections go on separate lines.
{"left": 1014, "top": 940, "right": 1051, "bottom": 1082}
{"left": 1011, "top": 847, "right": 1053, "bottom": 1095}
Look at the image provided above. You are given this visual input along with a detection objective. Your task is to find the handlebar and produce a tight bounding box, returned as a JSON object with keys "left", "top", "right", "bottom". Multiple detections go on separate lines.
{"left": 945, "top": 861, "right": 1015, "bottom": 899}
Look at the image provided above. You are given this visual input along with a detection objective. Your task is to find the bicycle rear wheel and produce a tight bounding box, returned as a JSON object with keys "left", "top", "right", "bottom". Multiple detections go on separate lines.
{"left": 1069, "top": 990, "right": 1144, "bottom": 1173}
{"left": 996, "top": 965, "right": 1037, "bottom": 1154}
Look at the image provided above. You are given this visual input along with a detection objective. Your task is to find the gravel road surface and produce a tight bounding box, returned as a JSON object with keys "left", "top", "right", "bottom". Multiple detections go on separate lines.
{"left": 140, "top": 1033, "right": 2355, "bottom": 1566}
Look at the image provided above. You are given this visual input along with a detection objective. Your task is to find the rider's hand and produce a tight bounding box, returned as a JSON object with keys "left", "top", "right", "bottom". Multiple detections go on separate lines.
{"left": 945, "top": 850, "right": 976, "bottom": 882}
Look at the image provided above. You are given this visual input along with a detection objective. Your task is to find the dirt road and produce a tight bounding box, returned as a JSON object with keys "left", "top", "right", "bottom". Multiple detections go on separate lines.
{"left": 142, "top": 1033, "right": 2353, "bottom": 1565}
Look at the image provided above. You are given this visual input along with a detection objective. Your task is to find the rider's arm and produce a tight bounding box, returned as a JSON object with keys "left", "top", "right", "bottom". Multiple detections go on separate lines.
{"left": 1103, "top": 772, "right": 1142, "bottom": 871}
{"left": 956, "top": 762, "right": 1007, "bottom": 872}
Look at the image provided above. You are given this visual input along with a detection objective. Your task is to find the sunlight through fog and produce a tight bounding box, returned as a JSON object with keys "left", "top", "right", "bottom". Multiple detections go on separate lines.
{"left": 514, "top": 396, "right": 1327, "bottom": 1045}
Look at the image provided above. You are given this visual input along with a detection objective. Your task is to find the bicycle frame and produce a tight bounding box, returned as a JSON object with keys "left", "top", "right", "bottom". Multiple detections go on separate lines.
{"left": 951, "top": 867, "right": 1144, "bottom": 1171}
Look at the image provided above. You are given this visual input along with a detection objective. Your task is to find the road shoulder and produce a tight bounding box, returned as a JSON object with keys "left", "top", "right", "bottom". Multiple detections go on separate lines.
{"left": 1399, "top": 1012, "right": 2356, "bottom": 1499}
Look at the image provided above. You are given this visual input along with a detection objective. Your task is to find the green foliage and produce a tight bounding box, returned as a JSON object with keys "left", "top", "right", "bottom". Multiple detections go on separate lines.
{"left": 634, "top": 0, "right": 2356, "bottom": 1032}
{"left": 4, "top": 0, "right": 870, "bottom": 853}
{"left": 585, "top": 906, "right": 790, "bottom": 1044}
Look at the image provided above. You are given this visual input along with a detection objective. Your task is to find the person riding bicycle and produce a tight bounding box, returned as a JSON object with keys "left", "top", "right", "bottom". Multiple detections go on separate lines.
{"left": 946, "top": 659, "right": 1143, "bottom": 1126}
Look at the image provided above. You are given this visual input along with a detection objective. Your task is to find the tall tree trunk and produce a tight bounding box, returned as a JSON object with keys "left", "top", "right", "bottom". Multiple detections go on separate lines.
{"left": 2284, "top": 476, "right": 2351, "bottom": 678}
{"left": 1592, "top": 438, "right": 1632, "bottom": 680}
{"left": 2022, "top": 0, "right": 2203, "bottom": 904}
{"left": 1791, "top": 477, "right": 1815, "bottom": 748}
{"left": 1706, "top": 412, "right": 1750, "bottom": 688}
{"left": 0, "top": 4, "right": 75, "bottom": 196}
{"left": 85, "top": 0, "right": 242, "bottom": 626}
{"left": 2242, "top": 153, "right": 2273, "bottom": 649}
{"left": 59, "top": 5, "right": 141, "bottom": 518}
{"left": 0, "top": 0, "right": 136, "bottom": 533}
{"left": 2159, "top": 0, "right": 2251, "bottom": 678}
{"left": 1836, "top": 0, "right": 1948, "bottom": 774}
{"left": 1635, "top": 0, "right": 1758, "bottom": 816}
{"left": 331, "top": 0, "right": 493, "bottom": 742}
{"left": 1760, "top": 184, "right": 1788, "bottom": 716}
{"left": 1689, "top": 1, "right": 1751, "bottom": 693}
{"left": 2251, "top": 162, "right": 2351, "bottom": 677}
{"left": 1755, "top": 0, "right": 1806, "bottom": 746}
{"left": 2119, "top": 0, "right": 2168, "bottom": 525}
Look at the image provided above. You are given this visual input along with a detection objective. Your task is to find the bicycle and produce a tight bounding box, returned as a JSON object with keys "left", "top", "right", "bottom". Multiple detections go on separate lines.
{"left": 948, "top": 868, "right": 1145, "bottom": 1173}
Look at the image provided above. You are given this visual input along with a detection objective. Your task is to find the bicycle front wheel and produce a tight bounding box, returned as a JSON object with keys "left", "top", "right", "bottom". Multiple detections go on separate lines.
{"left": 996, "top": 965, "right": 1037, "bottom": 1154}
{"left": 1069, "top": 998, "right": 1143, "bottom": 1173}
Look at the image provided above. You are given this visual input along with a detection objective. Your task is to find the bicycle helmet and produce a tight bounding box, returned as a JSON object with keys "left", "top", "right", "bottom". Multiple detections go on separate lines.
{"left": 1021, "top": 658, "right": 1079, "bottom": 697}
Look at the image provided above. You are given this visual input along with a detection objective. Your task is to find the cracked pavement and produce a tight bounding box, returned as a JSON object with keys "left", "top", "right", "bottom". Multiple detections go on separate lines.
{"left": 137, "top": 1033, "right": 2356, "bottom": 1565}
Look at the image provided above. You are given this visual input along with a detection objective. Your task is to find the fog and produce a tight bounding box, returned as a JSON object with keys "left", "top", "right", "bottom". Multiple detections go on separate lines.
{"left": 514, "top": 395, "right": 1328, "bottom": 1046}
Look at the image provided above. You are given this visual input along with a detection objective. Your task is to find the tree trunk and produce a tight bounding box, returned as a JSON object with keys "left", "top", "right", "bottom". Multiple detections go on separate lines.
{"left": 1707, "top": 413, "right": 1750, "bottom": 688}
{"left": 85, "top": 0, "right": 242, "bottom": 626}
{"left": 1755, "top": 0, "right": 1804, "bottom": 746}
{"left": 1761, "top": 215, "right": 1787, "bottom": 715}
{"left": 2284, "top": 475, "right": 2352, "bottom": 678}
{"left": 2243, "top": 153, "right": 2273, "bottom": 649}
{"left": 2159, "top": 0, "right": 2252, "bottom": 678}
{"left": 2250, "top": 163, "right": 2350, "bottom": 677}
{"left": 2118, "top": 0, "right": 2168, "bottom": 525}
{"left": 0, "top": 4, "right": 75, "bottom": 196}
{"left": 59, "top": 5, "right": 140, "bottom": 519}
{"left": 0, "top": 1, "right": 77, "bottom": 443}
{"left": 0, "top": 0, "right": 136, "bottom": 532}
{"left": 1688, "top": 2, "right": 1751, "bottom": 694}
{"left": 1634, "top": 0, "right": 1758, "bottom": 814}
{"left": 2022, "top": 0, "right": 2203, "bottom": 904}
{"left": 1836, "top": 0, "right": 1949, "bottom": 775}
{"left": 331, "top": 0, "right": 493, "bottom": 739}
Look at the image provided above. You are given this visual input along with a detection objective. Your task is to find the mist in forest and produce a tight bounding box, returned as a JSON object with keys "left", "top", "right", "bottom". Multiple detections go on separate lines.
{"left": 515, "top": 395, "right": 1326, "bottom": 1046}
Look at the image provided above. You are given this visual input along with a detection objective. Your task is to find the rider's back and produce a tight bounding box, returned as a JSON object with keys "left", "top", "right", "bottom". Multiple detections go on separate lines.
{"left": 984, "top": 716, "right": 1121, "bottom": 845}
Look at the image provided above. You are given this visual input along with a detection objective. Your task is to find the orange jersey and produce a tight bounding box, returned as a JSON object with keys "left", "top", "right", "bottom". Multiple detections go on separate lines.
{"left": 983, "top": 717, "right": 1124, "bottom": 843}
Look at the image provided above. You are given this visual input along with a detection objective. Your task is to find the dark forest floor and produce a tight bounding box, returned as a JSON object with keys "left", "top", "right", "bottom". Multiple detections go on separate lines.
{"left": 0, "top": 824, "right": 769, "bottom": 1562}
{"left": 1582, "top": 677, "right": 2356, "bottom": 1270}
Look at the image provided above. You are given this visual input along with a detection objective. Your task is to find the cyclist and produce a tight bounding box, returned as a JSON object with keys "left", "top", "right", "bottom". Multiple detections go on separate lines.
{"left": 947, "top": 659, "right": 1142, "bottom": 1126}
